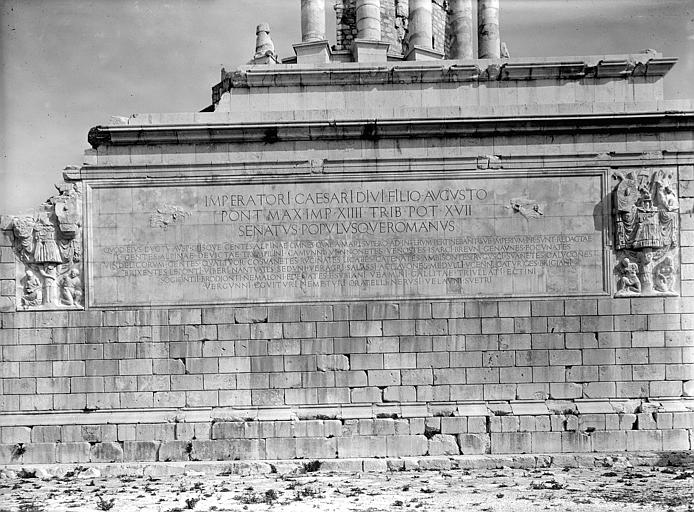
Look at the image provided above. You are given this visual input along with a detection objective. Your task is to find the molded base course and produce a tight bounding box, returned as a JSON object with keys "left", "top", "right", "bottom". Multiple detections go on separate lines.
{"left": 2, "top": 452, "right": 693, "bottom": 479}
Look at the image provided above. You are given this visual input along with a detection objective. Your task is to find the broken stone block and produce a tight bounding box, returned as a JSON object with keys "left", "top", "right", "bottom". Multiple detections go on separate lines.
{"left": 159, "top": 441, "right": 191, "bottom": 462}
{"left": 123, "top": 441, "right": 160, "bottom": 462}
{"left": 457, "top": 433, "right": 491, "bottom": 454}
{"left": 56, "top": 442, "right": 91, "bottom": 463}
{"left": 90, "top": 442, "right": 124, "bottom": 463}
{"left": 190, "top": 439, "right": 263, "bottom": 461}
{"left": 316, "top": 354, "right": 349, "bottom": 371}
{"left": 0, "top": 444, "right": 15, "bottom": 465}
{"left": 427, "top": 434, "right": 459, "bottom": 456}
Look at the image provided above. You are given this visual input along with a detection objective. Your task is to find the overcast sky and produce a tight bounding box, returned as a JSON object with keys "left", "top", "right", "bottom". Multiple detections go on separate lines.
{"left": 1, "top": 0, "right": 693, "bottom": 214}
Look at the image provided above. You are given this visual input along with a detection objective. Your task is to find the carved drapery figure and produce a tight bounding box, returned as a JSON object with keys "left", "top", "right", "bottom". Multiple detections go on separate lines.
{"left": 5, "top": 183, "right": 84, "bottom": 310}
{"left": 612, "top": 169, "right": 679, "bottom": 297}
{"left": 21, "top": 270, "right": 42, "bottom": 307}
{"left": 615, "top": 257, "right": 641, "bottom": 296}
{"left": 33, "top": 215, "right": 63, "bottom": 266}
{"left": 654, "top": 256, "right": 675, "bottom": 294}
{"left": 59, "top": 268, "right": 83, "bottom": 307}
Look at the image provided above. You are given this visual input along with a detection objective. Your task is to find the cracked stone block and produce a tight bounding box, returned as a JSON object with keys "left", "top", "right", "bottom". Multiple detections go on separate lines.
{"left": 159, "top": 441, "right": 191, "bottom": 462}
{"left": 21, "top": 443, "right": 57, "bottom": 464}
{"left": 491, "top": 433, "right": 532, "bottom": 454}
{"left": 428, "top": 434, "right": 460, "bottom": 455}
{"left": 190, "top": 439, "right": 263, "bottom": 461}
{"left": 316, "top": 354, "right": 350, "bottom": 371}
{"left": 337, "top": 436, "right": 387, "bottom": 458}
{"left": 123, "top": 441, "right": 160, "bottom": 462}
{"left": 457, "top": 433, "right": 491, "bottom": 454}
{"left": 1, "top": 427, "right": 31, "bottom": 444}
{"left": 56, "top": 442, "right": 91, "bottom": 463}
{"left": 386, "top": 435, "right": 428, "bottom": 457}
{"left": 90, "top": 442, "right": 124, "bottom": 463}
{"left": 0, "top": 444, "right": 16, "bottom": 464}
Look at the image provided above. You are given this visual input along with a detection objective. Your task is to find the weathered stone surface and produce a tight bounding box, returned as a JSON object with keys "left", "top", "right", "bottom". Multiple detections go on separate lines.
{"left": 90, "top": 442, "right": 124, "bottom": 463}
{"left": 457, "top": 434, "right": 491, "bottom": 455}
{"left": 428, "top": 434, "right": 460, "bottom": 456}
{"left": 123, "top": 441, "right": 160, "bottom": 462}
{"left": 57, "top": 442, "right": 91, "bottom": 463}
{"left": 190, "top": 440, "right": 263, "bottom": 461}
{"left": 159, "top": 441, "right": 192, "bottom": 462}
{"left": 0, "top": 2, "right": 691, "bottom": 468}
{"left": 89, "top": 176, "right": 604, "bottom": 307}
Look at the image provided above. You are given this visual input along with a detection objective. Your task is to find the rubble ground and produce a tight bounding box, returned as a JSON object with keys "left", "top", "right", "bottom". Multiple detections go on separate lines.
{"left": 1, "top": 462, "right": 693, "bottom": 512}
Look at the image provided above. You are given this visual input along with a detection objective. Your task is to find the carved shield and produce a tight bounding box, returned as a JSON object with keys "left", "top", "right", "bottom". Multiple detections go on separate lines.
{"left": 615, "top": 177, "right": 638, "bottom": 212}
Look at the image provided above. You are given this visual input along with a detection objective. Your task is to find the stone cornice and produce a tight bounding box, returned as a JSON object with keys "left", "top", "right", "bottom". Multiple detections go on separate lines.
{"left": 211, "top": 55, "right": 677, "bottom": 103}
{"left": 88, "top": 110, "right": 694, "bottom": 149}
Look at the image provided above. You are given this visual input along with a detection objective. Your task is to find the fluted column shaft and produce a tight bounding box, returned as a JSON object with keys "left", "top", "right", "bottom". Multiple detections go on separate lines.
{"left": 449, "top": 0, "right": 474, "bottom": 59}
{"left": 478, "top": 0, "right": 500, "bottom": 58}
{"left": 301, "top": 0, "right": 326, "bottom": 42}
{"left": 408, "top": 0, "right": 433, "bottom": 49}
{"left": 356, "top": 0, "right": 381, "bottom": 41}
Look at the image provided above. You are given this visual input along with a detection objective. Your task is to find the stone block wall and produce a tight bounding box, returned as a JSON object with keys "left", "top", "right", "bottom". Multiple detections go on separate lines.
{"left": 432, "top": 0, "right": 446, "bottom": 54}
{"left": 1, "top": 67, "right": 693, "bottom": 463}
{"left": 1, "top": 296, "right": 691, "bottom": 413}
{"left": 1, "top": 157, "right": 693, "bottom": 463}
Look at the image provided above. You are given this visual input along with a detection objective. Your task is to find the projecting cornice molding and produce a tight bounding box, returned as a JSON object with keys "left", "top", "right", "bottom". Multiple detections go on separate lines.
{"left": 211, "top": 55, "right": 677, "bottom": 103}
{"left": 88, "top": 110, "right": 694, "bottom": 149}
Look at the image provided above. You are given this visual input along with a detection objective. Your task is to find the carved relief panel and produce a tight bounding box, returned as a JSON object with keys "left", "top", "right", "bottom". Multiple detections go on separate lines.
{"left": 612, "top": 168, "right": 679, "bottom": 297}
{"left": 5, "top": 183, "right": 84, "bottom": 310}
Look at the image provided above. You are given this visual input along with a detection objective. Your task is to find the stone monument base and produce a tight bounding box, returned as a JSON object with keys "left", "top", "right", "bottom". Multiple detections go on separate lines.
{"left": 1, "top": 398, "right": 691, "bottom": 464}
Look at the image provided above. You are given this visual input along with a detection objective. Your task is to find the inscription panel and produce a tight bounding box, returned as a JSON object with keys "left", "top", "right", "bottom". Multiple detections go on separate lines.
{"left": 87, "top": 174, "right": 606, "bottom": 306}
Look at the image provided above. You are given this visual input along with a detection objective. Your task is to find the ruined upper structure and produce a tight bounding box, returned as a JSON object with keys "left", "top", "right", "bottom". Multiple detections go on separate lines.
{"left": 305, "top": 0, "right": 493, "bottom": 62}
{"left": 210, "top": 0, "right": 676, "bottom": 114}
{"left": 247, "top": 0, "right": 497, "bottom": 67}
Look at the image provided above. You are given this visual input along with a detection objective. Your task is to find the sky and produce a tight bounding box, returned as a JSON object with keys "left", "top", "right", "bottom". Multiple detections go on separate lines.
{"left": 1, "top": 0, "right": 693, "bottom": 214}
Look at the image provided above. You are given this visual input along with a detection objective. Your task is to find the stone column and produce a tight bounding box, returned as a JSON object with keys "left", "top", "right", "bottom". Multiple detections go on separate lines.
{"left": 301, "top": 0, "right": 326, "bottom": 42}
{"left": 254, "top": 23, "right": 275, "bottom": 58}
{"left": 449, "top": 0, "right": 474, "bottom": 59}
{"left": 356, "top": 0, "right": 382, "bottom": 41}
{"left": 478, "top": 0, "right": 500, "bottom": 58}
{"left": 408, "top": 0, "right": 433, "bottom": 49}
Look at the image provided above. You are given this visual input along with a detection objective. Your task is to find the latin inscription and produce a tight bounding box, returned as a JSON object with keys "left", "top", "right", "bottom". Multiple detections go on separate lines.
{"left": 88, "top": 176, "right": 605, "bottom": 306}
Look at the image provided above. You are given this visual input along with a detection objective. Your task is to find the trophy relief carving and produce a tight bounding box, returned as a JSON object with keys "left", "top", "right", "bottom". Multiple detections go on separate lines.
{"left": 6, "top": 183, "right": 84, "bottom": 309}
{"left": 612, "top": 169, "right": 679, "bottom": 297}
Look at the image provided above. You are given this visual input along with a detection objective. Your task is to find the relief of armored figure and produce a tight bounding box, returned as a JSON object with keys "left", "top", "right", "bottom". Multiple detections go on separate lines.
{"left": 33, "top": 216, "right": 63, "bottom": 264}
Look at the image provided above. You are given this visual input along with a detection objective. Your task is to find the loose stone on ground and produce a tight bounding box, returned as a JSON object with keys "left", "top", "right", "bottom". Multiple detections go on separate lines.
{"left": 1, "top": 464, "right": 693, "bottom": 511}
